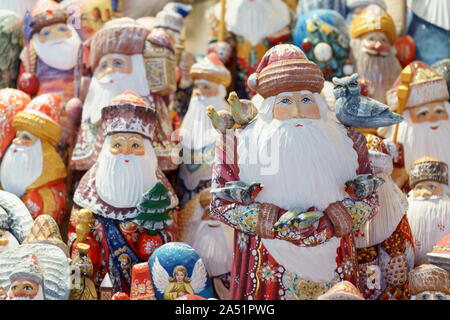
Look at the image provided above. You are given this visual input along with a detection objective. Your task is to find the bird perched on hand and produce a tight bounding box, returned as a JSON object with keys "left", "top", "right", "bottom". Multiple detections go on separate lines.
{"left": 343, "top": 174, "right": 385, "bottom": 201}
{"left": 273, "top": 209, "right": 323, "bottom": 232}
{"left": 210, "top": 181, "right": 264, "bottom": 205}
{"left": 228, "top": 91, "right": 258, "bottom": 126}
{"left": 206, "top": 106, "right": 235, "bottom": 134}
{"left": 332, "top": 73, "right": 403, "bottom": 128}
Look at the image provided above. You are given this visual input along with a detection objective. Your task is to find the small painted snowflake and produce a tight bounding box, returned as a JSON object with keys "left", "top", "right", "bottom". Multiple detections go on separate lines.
{"left": 259, "top": 264, "right": 277, "bottom": 282}
{"left": 437, "top": 224, "right": 446, "bottom": 232}
{"left": 144, "top": 240, "right": 160, "bottom": 254}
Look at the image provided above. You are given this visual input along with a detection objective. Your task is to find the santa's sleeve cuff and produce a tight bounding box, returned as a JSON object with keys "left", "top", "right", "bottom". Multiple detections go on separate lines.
{"left": 324, "top": 201, "right": 353, "bottom": 237}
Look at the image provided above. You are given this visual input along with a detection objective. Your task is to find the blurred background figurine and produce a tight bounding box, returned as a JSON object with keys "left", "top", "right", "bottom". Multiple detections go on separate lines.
{"left": 0, "top": 94, "right": 67, "bottom": 226}
{"left": 380, "top": 61, "right": 450, "bottom": 191}
{"left": 0, "top": 10, "right": 24, "bottom": 89}
{"left": 406, "top": 157, "right": 450, "bottom": 267}
{"left": 208, "top": 0, "right": 293, "bottom": 99}
{"left": 177, "top": 52, "right": 230, "bottom": 205}
{"left": 408, "top": 264, "right": 449, "bottom": 300}
{"left": 294, "top": 9, "right": 354, "bottom": 81}
{"left": 349, "top": 5, "right": 401, "bottom": 102}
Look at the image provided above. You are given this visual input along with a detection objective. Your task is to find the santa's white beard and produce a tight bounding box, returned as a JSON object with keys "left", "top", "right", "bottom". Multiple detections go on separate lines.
{"left": 355, "top": 171, "right": 408, "bottom": 248}
{"left": 81, "top": 54, "right": 150, "bottom": 123}
{"left": 407, "top": 195, "right": 450, "bottom": 266}
{"left": 95, "top": 137, "right": 158, "bottom": 208}
{"left": 215, "top": 0, "right": 290, "bottom": 46}
{"left": 350, "top": 38, "right": 401, "bottom": 102}
{"left": 181, "top": 94, "right": 228, "bottom": 152}
{"left": 382, "top": 108, "right": 450, "bottom": 171}
{"left": 0, "top": 140, "right": 43, "bottom": 197}
{"left": 32, "top": 24, "right": 81, "bottom": 71}
{"left": 191, "top": 220, "right": 234, "bottom": 277}
{"left": 238, "top": 112, "right": 359, "bottom": 211}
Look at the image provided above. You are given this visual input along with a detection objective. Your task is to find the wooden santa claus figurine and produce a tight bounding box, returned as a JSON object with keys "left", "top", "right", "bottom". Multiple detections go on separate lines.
{"left": 379, "top": 61, "right": 450, "bottom": 191}
{"left": 209, "top": 44, "right": 378, "bottom": 300}
{"left": 349, "top": 5, "right": 402, "bottom": 102}
{"left": 0, "top": 93, "right": 67, "bottom": 225}
{"left": 407, "top": 157, "right": 450, "bottom": 267}
{"left": 409, "top": 264, "right": 449, "bottom": 300}
{"left": 69, "top": 91, "right": 178, "bottom": 295}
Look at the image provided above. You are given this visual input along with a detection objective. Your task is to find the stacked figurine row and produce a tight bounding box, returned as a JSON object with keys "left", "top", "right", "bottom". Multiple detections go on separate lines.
{"left": 0, "top": 0, "right": 448, "bottom": 300}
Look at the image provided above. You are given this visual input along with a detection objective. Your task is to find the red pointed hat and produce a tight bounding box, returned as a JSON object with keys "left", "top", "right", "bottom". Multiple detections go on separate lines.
{"left": 31, "top": 0, "right": 69, "bottom": 34}
{"left": 101, "top": 90, "right": 157, "bottom": 139}
{"left": 12, "top": 93, "right": 62, "bottom": 146}
{"left": 0, "top": 89, "right": 31, "bottom": 159}
{"left": 190, "top": 52, "right": 231, "bottom": 87}
{"left": 248, "top": 44, "right": 325, "bottom": 98}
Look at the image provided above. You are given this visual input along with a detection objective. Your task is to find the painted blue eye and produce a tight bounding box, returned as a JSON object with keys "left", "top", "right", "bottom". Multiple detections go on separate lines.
{"left": 59, "top": 27, "right": 67, "bottom": 32}
{"left": 23, "top": 135, "right": 30, "bottom": 141}
{"left": 428, "top": 185, "right": 435, "bottom": 190}
{"left": 280, "top": 98, "right": 292, "bottom": 104}
{"left": 113, "top": 60, "right": 123, "bottom": 67}
{"left": 43, "top": 31, "right": 50, "bottom": 37}
{"left": 301, "top": 97, "right": 312, "bottom": 103}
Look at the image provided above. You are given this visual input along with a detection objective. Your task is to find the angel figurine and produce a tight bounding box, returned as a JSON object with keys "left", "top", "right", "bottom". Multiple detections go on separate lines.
{"left": 149, "top": 242, "right": 214, "bottom": 300}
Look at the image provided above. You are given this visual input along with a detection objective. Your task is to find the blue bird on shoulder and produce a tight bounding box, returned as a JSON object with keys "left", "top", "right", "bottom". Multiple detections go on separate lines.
{"left": 332, "top": 73, "right": 403, "bottom": 128}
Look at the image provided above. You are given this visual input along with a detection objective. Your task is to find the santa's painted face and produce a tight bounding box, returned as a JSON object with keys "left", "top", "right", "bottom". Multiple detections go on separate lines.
{"left": 412, "top": 291, "right": 448, "bottom": 300}
{"left": 413, "top": 181, "right": 444, "bottom": 198}
{"left": 192, "top": 80, "right": 220, "bottom": 98}
{"left": 32, "top": 23, "right": 82, "bottom": 70}
{"left": 409, "top": 101, "right": 449, "bottom": 124}
{"left": 361, "top": 32, "right": 391, "bottom": 57}
{"left": 109, "top": 133, "right": 145, "bottom": 156}
{"left": 273, "top": 91, "right": 320, "bottom": 121}
{"left": 8, "top": 277, "right": 40, "bottom": 300}
{"left": 96, "top": 54, "right": 133, "bottom": 82}
{"left": 12, "top": 130, "right": 38, "bottom": 147}
{"left": 38, "top": 24, "right": 72, "bottom": 43}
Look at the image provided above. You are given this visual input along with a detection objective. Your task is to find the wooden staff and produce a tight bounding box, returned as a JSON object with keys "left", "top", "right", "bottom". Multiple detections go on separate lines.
{"left": 218, "top": 0, "right": 226, "bottom": 42}
{"left": 393, "top": 65, "right": 413, "bottom": 143}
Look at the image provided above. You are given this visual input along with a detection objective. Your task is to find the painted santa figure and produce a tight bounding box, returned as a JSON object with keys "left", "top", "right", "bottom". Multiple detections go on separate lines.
{"left": 71, "top": 17, "right": 149, "bottom": 171}
{"left": 208, "top": 0, "right": 293, "bottom": 99}
{"left": 406, "top": 157, "right": 450, "bottom": 267}
{"left": 353, "top": 134, "right": 414, "bottom": 300}
{"left": 209, "top": 44, "right": 378, "bottom": 300}
{"left": 177, "top": 52, "right": 231, "bottom": 205}
{"left": 379, "top": 61, "right": 450, "bottom": 190}
{"left": 70, "top": 91, "right": 178, "bottom": 294}
{"left": 71, "top": 19, "right": 178, "bottom": 172}
{"left": 6, "top": 255, "right": 45, "bottom": 300}
{"left": 349, "top": 5, "right": 402, "bottom": 102}
{"left": 18, "top": 0, "right": 82, "bottom": 155}
{"left": 0, "top": 93, "right": 67, "bottom": 225}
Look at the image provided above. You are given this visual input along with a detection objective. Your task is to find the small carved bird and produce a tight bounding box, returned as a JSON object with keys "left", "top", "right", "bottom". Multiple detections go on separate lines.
{"left": 273, "top": 209, "right": 324, "bottom": 232}
{"left": 343, "top": 174, "right": 385, "bottom": 200}
{"left": 210, "top": 181, "right": 264, "bottom": 205}
{"left": 228, "top": 91, "right": 258, "bottom": 126}
{"left": 332, "top": 73, "right": 403, "bottom": 128}
{"left": 206, "top": 106, "right": 235, "bottom": 134}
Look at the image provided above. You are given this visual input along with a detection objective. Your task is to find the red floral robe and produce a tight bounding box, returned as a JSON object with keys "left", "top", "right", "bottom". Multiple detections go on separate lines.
{"left": 22, "top": 180, "right": 67, "bottom": 225}
{"left": 210, "top": 127, "right": 378, "bottom": 300}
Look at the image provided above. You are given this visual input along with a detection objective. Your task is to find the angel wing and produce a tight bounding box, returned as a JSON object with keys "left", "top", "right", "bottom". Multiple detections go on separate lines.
{"left": 190, "top": 258, "right": 208, "bottom": 294}
{"left": 150, "top": 256, "right": 170, "bottom": 294}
